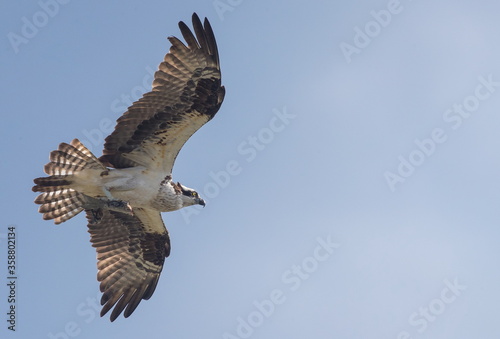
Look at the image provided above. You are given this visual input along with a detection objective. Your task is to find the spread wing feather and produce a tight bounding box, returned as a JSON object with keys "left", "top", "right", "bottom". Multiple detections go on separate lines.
{"left": 87, "top": 208, "right": 170, "bottom": 322}
{"left": 99, "top": 13, "right": 225, "bottom": 173}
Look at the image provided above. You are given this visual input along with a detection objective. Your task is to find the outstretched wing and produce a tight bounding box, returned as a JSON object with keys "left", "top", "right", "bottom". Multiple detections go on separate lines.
{"left": 86, "top": 207, "right": 170, "bottom": 322}
{"left": 99, "top": 13, "right": 225, "bottom": 174}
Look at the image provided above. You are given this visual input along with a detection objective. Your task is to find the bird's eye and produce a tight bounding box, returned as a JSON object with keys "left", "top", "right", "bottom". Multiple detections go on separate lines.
{"left": 192, "top": 192, "right": 198, "bottom": 197}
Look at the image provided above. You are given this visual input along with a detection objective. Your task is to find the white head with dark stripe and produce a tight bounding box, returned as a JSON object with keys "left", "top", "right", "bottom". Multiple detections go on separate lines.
{"left": 173, "top": 182, "right": 205, "bottom": 208}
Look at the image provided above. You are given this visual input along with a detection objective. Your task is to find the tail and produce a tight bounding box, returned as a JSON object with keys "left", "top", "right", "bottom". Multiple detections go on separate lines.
{"left": 33, "top": 139, "right": 106, "bottom": 224}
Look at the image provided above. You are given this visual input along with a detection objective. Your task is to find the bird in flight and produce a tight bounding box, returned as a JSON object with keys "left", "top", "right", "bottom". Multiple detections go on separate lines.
{"left": 32, "top": 13, "right": 225, "bottom": 321}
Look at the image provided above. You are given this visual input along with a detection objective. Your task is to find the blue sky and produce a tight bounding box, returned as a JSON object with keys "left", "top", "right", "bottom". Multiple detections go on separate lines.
{"left": 2, "top": 0, "right": 500, "bottom": 338}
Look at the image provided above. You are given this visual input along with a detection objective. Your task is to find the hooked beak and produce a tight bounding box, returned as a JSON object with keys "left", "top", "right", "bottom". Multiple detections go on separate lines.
{"left": 197, "top": 198, "right": 206, "bottom": 207}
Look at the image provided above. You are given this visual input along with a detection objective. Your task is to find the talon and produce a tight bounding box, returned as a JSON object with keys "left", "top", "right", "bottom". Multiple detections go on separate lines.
{"left": 90, "top": 209, "right": 103, "bottom": 223}
{"left": 105, "top": 199, "right": 134, "bottom": 215}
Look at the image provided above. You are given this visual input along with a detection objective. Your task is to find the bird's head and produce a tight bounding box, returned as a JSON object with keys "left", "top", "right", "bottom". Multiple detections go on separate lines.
{"left": 177, "top": 183, "right": 205, "bottom": 207}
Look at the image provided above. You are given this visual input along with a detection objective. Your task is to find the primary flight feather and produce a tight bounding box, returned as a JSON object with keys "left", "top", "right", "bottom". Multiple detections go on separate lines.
{"left": 32, "top": 13, "right": 225, "bottom": 321}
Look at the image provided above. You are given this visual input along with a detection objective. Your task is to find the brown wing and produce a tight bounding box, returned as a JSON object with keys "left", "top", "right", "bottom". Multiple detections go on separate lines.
{"left": 87, "top": 207, "right": 170, "bottom": 321}
{"left": 99, "top": 13, "right": 225, "bottom": 174}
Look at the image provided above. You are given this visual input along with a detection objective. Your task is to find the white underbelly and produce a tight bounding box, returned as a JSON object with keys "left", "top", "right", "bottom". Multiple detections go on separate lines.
{"left": 101, "top": 167, "right": 161, "bottom": 207}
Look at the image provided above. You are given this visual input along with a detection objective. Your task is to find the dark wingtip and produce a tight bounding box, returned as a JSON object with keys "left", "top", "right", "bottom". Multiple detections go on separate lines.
{"left": 202, "top": 15, "right": 220, "bottom": 68}
{"left": 192, "top": 12, "right": 201, "bottom": 24}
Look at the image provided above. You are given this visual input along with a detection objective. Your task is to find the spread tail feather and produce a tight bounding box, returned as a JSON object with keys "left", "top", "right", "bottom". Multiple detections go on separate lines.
{"left": 33, "top": 139, "right": 106, "bottom": 224}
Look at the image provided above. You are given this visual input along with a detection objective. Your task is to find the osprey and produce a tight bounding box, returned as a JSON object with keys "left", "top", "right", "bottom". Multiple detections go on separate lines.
{"left": 32, "top": 13, "right": 225, "bottom": 321}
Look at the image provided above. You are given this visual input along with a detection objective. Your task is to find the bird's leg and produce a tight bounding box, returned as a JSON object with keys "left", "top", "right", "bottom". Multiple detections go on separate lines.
{"left": 106, "top": 200, "right": 134, "bottom": 216}
{"left": 102, "top": 187, "right": 134, "bottom": 216}
{"left": 103, "top": 187, "right": 115, "bottom": 200}
{"left": 90, "top": 209, "right": 103, "bottom": 223}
